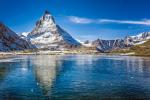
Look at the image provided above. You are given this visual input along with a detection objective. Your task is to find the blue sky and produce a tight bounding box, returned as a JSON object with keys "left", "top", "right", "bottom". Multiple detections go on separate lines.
{"left": 1, "top": 0, "right": 150, "bottom": 40}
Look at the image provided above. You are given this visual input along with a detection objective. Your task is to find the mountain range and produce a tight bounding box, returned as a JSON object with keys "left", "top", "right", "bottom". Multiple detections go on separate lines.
{"left": 82, "top": 32, "right": 150, "bottom": 52}
{"left": 0, "top": 10, "right": 150, "bottom": 52}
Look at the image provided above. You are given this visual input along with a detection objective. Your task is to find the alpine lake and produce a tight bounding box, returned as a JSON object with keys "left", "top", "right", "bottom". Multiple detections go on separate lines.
{"left": 0, "top": 55, "right": 150, "bottom": 100}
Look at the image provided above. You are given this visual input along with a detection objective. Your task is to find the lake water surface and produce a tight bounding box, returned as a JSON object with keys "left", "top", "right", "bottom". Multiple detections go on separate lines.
{"left": 0, "top": 55, "right": 150, "bottom": 100}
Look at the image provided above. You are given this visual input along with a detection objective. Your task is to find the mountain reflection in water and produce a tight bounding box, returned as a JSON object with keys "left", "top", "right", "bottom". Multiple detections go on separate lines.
{"left": 33, "top": 55, "right": 62, "bottom": 95}
{"left": 0, "top": 55, "right": 150, "bottom": 100}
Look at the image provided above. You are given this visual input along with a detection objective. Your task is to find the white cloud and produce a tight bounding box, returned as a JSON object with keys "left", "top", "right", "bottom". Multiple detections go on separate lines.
{"left": 99, "top": 19, "right": 150, "bottom": 25}
{"left": 68, "top": 16, "right": 150, "bottom": 26}
{"left": 68, "top": 16, "right": 94, "bottom": 24}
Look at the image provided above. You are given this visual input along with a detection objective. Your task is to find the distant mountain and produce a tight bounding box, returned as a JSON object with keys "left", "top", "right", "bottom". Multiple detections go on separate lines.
{"left": 92, "top": 39, "right": 127, "bottom": 52}
{"left": 111, "top": 39, "right": 150, "bottom": 56}
{"left": 124, "top": 32, "right": 150, "bottom": 45}
{"left": 82, "top": 32, "right": 150, "bottom": 52}
{"left": 0, "top": 23, "right": 35, "bottom": 51}
{"left": 22, "top": 11, "right": 81, "bottom": 50}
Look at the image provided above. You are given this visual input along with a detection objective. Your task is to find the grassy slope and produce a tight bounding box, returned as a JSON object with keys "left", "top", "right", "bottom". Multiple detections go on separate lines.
{"left": 130, "top": 40, "right": 150, "bottom": 56}
{"left": 111, "top": 40, "right": 150, "bottom": 56}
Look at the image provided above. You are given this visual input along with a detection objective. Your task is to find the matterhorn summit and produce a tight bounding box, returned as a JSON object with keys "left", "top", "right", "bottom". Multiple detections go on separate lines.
{"left": 24, "top": 11, "right": 81, "bottom": 50}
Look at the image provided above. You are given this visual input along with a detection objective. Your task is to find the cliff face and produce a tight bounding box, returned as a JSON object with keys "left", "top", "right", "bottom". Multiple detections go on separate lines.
{"left": 0, "top": 23, "right": 35, "bottom": 51}
{"left": 91, "top": 39, "right": 128, "bottom": 52}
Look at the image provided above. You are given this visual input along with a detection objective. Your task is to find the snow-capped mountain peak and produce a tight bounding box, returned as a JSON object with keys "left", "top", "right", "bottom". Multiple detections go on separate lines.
{"left": 42, "top": 11, "right": 55, "bottom": 22}
{"left": 125, "top": 32, "right": 150, "bottom": 45}
{"left": 24, "top": 11, "right": 80, "bottom": 50}
{"left": 40, "top": 11, "right": 57, "bottom": 31}
{"left": 130, "top": 32, "right": 150, "bottom": 40}
{"left": 29, "top": 11, "right": 57, "bottom": 37}
{"left": 21, "top": 32, "right": 29, "bottom": 37}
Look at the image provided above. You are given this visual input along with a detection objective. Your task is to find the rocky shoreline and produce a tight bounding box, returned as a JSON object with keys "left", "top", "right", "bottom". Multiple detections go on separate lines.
{"left": 0, "top": 52, "right": 17, "bottom": 59}
{"left": 0, "top": 50, "right": 149, "bottom": 60}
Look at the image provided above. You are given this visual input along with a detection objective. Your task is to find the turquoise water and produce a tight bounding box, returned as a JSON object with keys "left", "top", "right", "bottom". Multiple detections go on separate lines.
{"left": 0, "top": 55, "right": 150, "bottom": 100}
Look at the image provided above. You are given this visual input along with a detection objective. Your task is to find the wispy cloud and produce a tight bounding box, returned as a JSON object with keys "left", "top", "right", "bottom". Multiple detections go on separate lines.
{"left": 99, "top": 19, "right": 150, "bottom": 25}
{"left": 68, "top": 16, "right": 150, "bottom": 26}
{"left": 68, "top": 16, "right": 95, "bottom": 24}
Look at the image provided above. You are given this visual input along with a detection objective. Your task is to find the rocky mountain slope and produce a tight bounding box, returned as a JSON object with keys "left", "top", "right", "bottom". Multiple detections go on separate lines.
{"left": 92, "top": 39, "right": 127, "bottom": 52}
{"left": 82, "top": 32, "right": 150, "bottom": 52}
{"left": 124, "top": 32, "right": 150, "bottom": 45}
{"left": 82, "top": 39, "right": 129, "bottom": 52}
{"left": 0, "top": 23, "right": 35, "bottom": 51}
{"left": 22, "top": 11, "right": 81, "bottom": 50}
{"left": 111, "top": 39, "right": 150, "bottom": 56}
